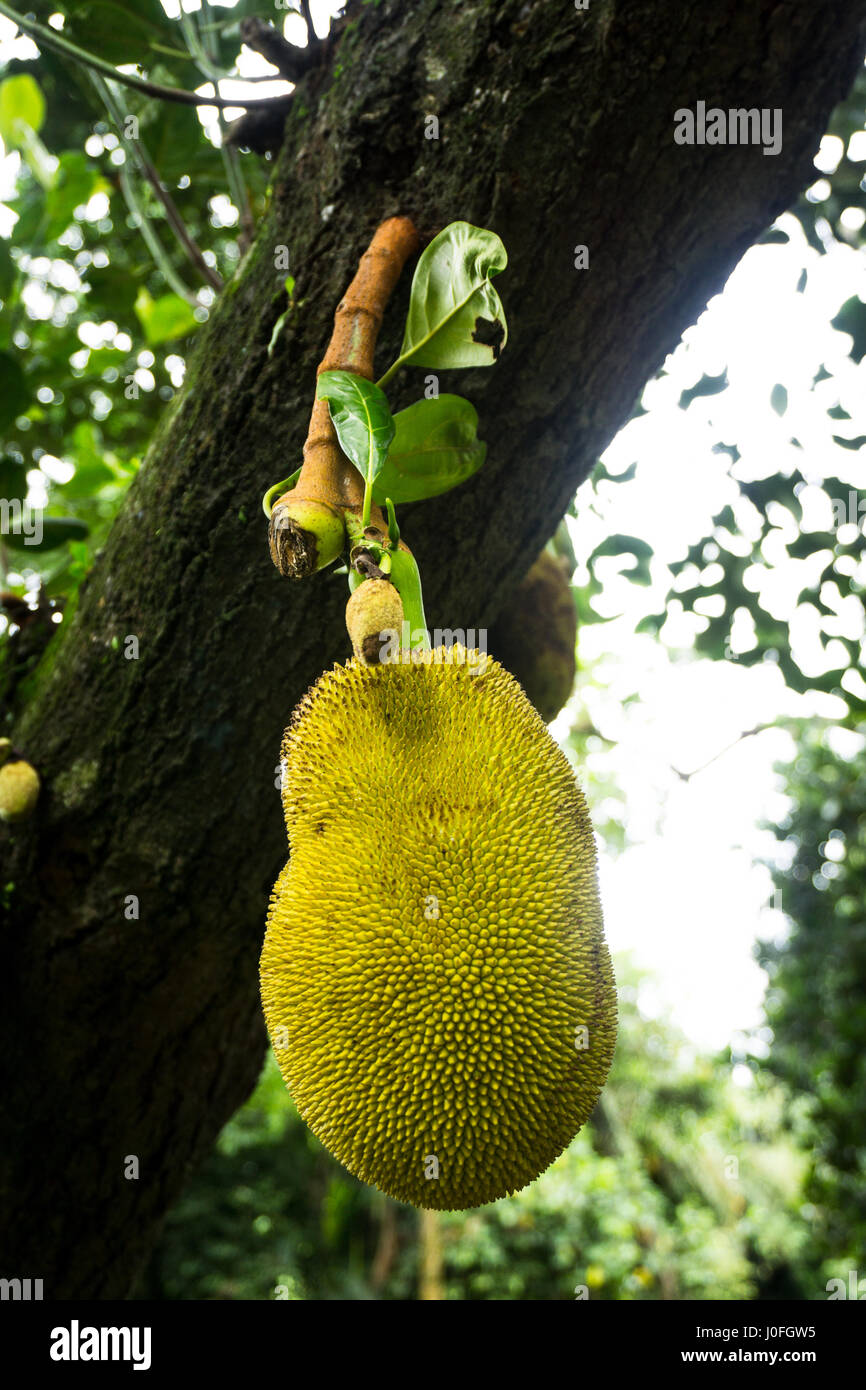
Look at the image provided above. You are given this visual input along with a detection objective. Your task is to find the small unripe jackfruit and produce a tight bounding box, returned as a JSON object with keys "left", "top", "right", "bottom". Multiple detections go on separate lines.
{"left": 346, "top": 578, "right": 404, "bottom": 664}
{"left": 0, "top": 758, "right": 40, "bottom": 822}
{"left": 260, "top": 648, "right": 616, "bottom": 1209}
{"left": 489, "top": 550, "right": 577, "bottom": 722}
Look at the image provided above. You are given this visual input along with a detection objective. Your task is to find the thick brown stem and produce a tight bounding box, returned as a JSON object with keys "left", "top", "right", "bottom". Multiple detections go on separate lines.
{"left": 269, "top": 215, "right": 419, "bottom": 576}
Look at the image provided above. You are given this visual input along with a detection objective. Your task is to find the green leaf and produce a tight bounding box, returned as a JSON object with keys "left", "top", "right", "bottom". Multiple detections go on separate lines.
{"left": 0, "top": 74, "right": 46, "bottom": 148}
{"left": 316, "top": 370, "right": 395, "bottom": 491}
{"left": 0, "top": 453, "right": 28, "bottom": 504}
{"left": 58, "top": 1, "right": 186, "bottom": 69}
{"left": 44, "top": 152, "right": 100, "bottom": 242}
{"left": 758, "top": 226, "right": 789, "bottom": 245}
{"left": 372, "top": 395, "right": 486, "bottom": 504}
{"left": 391, "top": 222, "right": 507, "bottom": 375}
{"left": 0, "top": 350, "right": 29, "bottom": 432}
{"left": 134, "top": 288, "right": 198, "bottom": 345}
{"left": 678, "top": 370, "right": 728, "bottom": 410}
{"left": 4, "top": 515, "right": 89, "bottom": 552}
{"left": 831, "top": 295, "right": 866, "bottom": 364}
{"left": 635, "top": 612, "right": 666, "bottom": 636}
{"left": 770, "top": 383, "right": 788, "bottom": 416}
{"left": 589, "top": 534, "right": 654, "bottom": 586}
{"left": 0, "top": 240, "right": 15, "bottom": 304}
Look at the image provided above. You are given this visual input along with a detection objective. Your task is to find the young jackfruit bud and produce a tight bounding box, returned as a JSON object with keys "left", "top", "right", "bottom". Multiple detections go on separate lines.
{"left": 268, "top": 496, "right": 346, "bottom": 579}
{"left": 345, "top": 578, "right": 405, "bottom": 664}
{"left": 0, "top": 758, "right": 41, "bottom": 823}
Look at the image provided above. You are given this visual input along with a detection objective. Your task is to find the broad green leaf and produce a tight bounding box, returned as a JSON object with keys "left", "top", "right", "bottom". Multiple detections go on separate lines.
{"left": 0, "top": 350, "right": 29, "bottom": 432}
{"left": 61, "top": 462, "right": 115, "bottom": 498}
{"left": 0, "top": 74, "right": 46, "bottom": 148}
{"left": 86, "top": 262, "right": 139, "bottom": 325}
{"left": 372, "top": 394, "right": 486, "bottom": 504}
{"left": 134, "top": 288, "right": 198, "bottom": 345}
{"left": 4, "top": 515, "right": 89, "bottom": 552}
{"left": 316, "top": 370, "right": 395, "bottom": 491}
{"left": 393, "top": 222, "right": 507, "bottom": 373}
{"left": 57, "top": 1, "right": 187, "bottom": 69}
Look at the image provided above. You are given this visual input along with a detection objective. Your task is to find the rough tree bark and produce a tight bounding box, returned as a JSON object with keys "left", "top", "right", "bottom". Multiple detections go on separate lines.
{"left": 2, "top": 0, "right": 864, "bottom": 1299}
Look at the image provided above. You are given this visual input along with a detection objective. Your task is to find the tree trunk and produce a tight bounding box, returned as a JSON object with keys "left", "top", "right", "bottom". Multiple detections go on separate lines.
{"left": 2, "top": 0, "right": 864, "bottom": 1299}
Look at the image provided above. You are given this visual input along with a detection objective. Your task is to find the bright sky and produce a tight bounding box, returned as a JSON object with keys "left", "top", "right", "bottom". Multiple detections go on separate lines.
{"left": 554, "top": 206, "right": 866, "bottom": 1053}
{"left": 1, "top": 6, "right": 863, "bottom": 1055}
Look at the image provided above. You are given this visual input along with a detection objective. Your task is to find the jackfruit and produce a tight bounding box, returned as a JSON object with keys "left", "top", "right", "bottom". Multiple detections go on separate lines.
{"left": 0, "top": 757, "right": 40, "bottom": 823}
{"left": 488, "top": 550, "right": 577, "bottom": 722}
{"left": 260, "top": 647, "right": 616, "bottom": 1209}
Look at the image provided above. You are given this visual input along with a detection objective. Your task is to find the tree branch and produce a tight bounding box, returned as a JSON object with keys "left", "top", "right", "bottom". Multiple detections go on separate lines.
{"left": 93, "top": 74, "right": 223, "bottom": 295}
{"left": 0, "top": 1, "right": 292, "bottom": 109}
{"left": 239, "top": 16, "right": 318, "bottom": 82}
{"left": 269, "top": 215, "right": 420, "bottom": 577}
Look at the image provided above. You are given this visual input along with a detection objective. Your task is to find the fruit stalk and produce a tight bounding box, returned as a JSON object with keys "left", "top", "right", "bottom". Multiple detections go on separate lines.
{"left": 269, "top": 215, "right": 421, "bottom": 578}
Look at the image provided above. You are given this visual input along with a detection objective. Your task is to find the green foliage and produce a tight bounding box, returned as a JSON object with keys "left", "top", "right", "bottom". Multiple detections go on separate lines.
{"left": 313, "top": 224, "right": 504, "bottom": 527}
{"left": 589, "top": 533, "right": 653, "bottom": 587}
{"left": 139, "top": 963, "right": 815, "bottom": 1301}
{"left": 0, "top": 71, "right": 45, "bottom": 145}
{"left": 134, "top": 287, "right": 199, "bottom": 345}
{"left": 316, "top": 369, "right": 395, "bottom": 499}
{"left": 371, "top": 394, "right": 486, "bottom": 505}
{"left": 382, "top": 221, "right": 508, "bottom": 381}
{"left": 0, "top": 17, "right": 267, "bottom": 610}
{"left": 4, "top": 514, "right": 88, "bottom": 550}
{"left": 793, "top": 64, "right": 866, "bottom": 253}
{"left": 757, "top": 722, "right": 866, "bottom": 1280}
{"left": 0, "top": 348, "right": 28, "bottom": 430}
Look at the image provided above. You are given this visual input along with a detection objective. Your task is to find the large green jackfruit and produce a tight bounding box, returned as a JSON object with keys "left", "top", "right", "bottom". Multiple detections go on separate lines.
{"left": 260, "top": 647, "right": 616, "bottom": 1209}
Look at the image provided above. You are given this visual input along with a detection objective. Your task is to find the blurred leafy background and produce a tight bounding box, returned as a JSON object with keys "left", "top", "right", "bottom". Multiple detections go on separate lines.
{"left": 0, "top": 3, "right": 864, "bottom": 1299}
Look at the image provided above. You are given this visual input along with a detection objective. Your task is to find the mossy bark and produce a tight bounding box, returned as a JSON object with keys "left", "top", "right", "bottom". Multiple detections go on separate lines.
{"left": 2, "top": 0, "right": 864, "bottom": 1297}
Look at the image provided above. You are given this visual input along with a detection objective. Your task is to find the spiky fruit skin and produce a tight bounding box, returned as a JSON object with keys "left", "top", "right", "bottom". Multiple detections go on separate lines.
{"left": 260, "top": 647, "right": 616, "bottom": 1210}
{"left": 0, "top": 759, "right": 40, "bottom": 822}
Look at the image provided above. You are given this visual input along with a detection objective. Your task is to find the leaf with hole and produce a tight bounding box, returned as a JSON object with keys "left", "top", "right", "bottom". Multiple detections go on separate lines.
{"left": 392, "top": 222, "right": 507, "bottom": 374}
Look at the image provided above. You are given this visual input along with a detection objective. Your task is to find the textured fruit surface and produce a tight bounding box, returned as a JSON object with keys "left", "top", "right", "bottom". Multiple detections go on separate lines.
{"left": 0, "top": 759, "right": 41, "bottom": 822}
{"left": 260, "top": 647, "right": 616, "bottom": 1209}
